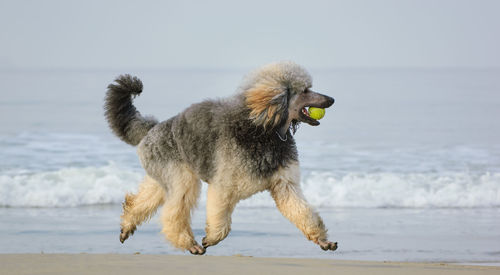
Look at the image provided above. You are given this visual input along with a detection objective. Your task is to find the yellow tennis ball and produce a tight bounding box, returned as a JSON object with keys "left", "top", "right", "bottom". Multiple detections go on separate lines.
{"left": 308, "top": 107, "right": 325, "bottom": 120}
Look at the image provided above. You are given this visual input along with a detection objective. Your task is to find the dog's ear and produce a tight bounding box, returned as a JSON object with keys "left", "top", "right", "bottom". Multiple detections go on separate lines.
{"left": 245, "top": 82, "right": 288, "bottom": 129}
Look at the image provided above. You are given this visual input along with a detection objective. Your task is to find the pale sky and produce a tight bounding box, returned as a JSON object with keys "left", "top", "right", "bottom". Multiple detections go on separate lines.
{"left": 0, "top": 0, "right": 499, "bottom": 69}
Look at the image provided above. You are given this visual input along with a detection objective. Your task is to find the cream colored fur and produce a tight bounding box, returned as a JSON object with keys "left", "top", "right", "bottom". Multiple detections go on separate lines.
{"left": 120, "top": 152, "right": 335, "bottom": 254}
{"left": 203, "top": 145, "right": 270, "bottom": 247}
{"left": 119, "top": 175, "right": 165, "bottom": 243}
{"left": 269, "top": 162, "right": 328, "bottom": 243}
{"left": 159, "top": 163, "right": 201, "bottom": 252}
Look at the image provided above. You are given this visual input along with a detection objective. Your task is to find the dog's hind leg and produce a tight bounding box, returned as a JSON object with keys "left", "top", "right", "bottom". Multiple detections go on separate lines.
{"left": 120, "top": 175, "right": 165, "bottom": 243}
{"left": 269, "top": 162, "right": 337, "bottom": 251}
{"left": 160, "top": 164, "right": 204, "bottom": 255}
{"left": 202, "top": 184, "right": 237, "bottom": 249}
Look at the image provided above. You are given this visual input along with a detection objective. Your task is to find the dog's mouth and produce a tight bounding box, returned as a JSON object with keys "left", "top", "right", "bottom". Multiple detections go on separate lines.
{"left": 297, "top": 99, "right": 334, "bottom": 126}
{"left": 299, "top": 106, "right": 320, "bottom": 126}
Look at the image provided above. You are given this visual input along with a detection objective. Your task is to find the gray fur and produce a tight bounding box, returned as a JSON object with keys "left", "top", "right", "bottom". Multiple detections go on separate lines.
{"left": 137, "top": 95, "right": 297, "bottom": 182}
{"left": 104, "top": 74, "right": 158, "bottom": 146}
{"left": 105, "top": 62, "right": 327, "bottom": 182}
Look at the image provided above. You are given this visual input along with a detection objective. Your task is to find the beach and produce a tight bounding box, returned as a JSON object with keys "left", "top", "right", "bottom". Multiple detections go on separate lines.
{"left": 2, "top": 254, "right": 499, "bottom": 275}
{"left": 1, "top": 69, "right": 499, "bottom": 266}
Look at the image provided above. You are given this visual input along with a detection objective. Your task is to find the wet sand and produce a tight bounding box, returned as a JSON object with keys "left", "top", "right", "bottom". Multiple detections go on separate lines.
{"left": 1, "top": 254, "right": 499, "bottom": 275}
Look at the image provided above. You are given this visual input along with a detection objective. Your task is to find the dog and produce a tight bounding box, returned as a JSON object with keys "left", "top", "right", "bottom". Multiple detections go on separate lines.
{"left": 104, "top": 61, "right": 336, "bottom": 255}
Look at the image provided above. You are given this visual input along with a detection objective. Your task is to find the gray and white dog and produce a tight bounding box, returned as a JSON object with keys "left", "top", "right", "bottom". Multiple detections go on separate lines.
{"left": 105, "top": 61, "right": 336, "bottom": 255}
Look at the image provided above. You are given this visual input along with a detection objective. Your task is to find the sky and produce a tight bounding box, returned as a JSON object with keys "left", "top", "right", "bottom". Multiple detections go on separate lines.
{"left": 0, "top": 0, "right": 499, "bottom": 69}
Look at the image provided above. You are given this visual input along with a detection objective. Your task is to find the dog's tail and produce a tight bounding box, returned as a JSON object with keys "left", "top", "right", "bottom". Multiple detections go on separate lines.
{"left": 105, "top": 74, "right": 158, "bottom": 146}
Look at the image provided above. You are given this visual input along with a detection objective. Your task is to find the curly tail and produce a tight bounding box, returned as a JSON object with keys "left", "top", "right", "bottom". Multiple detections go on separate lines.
{"left": 104, "top": 74, "right": 158, "bottom": 146}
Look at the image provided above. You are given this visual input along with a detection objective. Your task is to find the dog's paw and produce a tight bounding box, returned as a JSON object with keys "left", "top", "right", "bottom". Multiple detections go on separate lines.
{"left": 189, "top": 244, "right": 206, "bottom": 255}
{"left": 119, "top": 227, "right": 135, "bottom": 243}
{"left": 202, "top": 236, "right": 210, "bottom": 248}
{"left": 201, "top": 236, "right": 220, "bottom": 248}
{"left": 318, "top": 240, "right": 338, "bottom": 251}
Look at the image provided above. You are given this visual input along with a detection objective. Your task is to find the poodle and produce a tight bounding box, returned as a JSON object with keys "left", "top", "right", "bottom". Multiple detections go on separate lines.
{"left": 104, "top": 61, "right": 336, "bottom": 255}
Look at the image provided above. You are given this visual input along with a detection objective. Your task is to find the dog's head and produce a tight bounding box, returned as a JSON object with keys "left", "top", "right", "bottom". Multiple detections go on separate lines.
{"left": 242, "top": 61, "right": 334, "bottom": 138}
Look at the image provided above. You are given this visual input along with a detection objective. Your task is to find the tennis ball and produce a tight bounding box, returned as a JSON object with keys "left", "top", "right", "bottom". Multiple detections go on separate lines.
{"left": 308, "top": 107, "right": 325, "bottom": 120}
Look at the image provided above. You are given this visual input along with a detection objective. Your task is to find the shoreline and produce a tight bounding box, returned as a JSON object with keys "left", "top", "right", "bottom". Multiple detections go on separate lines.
{"left": 1, "top": 254, "right": 499, "bottom": 275}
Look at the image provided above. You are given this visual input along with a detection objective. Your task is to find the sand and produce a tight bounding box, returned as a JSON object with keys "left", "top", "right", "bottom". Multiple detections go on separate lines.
{"left": 1, "top": 254, "right": 499, "bottom": 275}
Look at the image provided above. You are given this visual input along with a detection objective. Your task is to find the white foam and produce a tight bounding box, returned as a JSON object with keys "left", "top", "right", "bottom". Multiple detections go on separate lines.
{"left": 234, "top": 172, "right": 500, "bottom": 208}
{"left": 0, "top": 163, "right": 141, "bottom": 207}
{"left": 299, "top": 171, "right": 500, "bottom": 208}
{"left": 1, "top": 164, "right": 499, "bottom": 208}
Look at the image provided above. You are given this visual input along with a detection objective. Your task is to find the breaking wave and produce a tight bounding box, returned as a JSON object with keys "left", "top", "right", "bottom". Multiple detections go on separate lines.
{"left": 1, "top": 164, "right": 499, "bottom": 208}
{"left": 0, "top": 164, "right": 140, "bottom": 207}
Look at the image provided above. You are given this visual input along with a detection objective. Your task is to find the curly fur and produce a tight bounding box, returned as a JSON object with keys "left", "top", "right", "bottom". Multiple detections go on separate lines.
{"left": 105, "top": 61, "right": 337, "bottom": 255}
{"left": 105, "top": 75, "right": 158, "bottom": 146}
{"left": 243, "top": 62, "right": 312, "bottom": 129}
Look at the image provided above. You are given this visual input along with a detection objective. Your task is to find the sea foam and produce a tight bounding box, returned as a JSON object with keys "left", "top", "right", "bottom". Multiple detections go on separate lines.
{"left": 1, "top": 164, "right": 498, "bottom": 208}
{"left": 0, "top": 164, "right": 140, "bottom": 207}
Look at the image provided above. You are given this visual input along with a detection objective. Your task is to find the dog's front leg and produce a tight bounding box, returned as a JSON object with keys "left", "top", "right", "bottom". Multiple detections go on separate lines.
{"left": 202, "top": 184, "right": 237, "bottom": 249}
{"left": 269, "top": 177, "right": 337, "bottom": 251}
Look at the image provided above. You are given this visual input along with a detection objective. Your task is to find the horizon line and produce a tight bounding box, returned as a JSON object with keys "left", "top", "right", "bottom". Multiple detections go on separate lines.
{"left": 1, "top": 65, "right": 499, "bottom": 73}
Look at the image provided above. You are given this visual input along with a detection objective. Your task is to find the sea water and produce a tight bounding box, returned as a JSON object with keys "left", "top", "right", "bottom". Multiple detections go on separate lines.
{"left": 0, "top": 68, "right": 499, "bottom": 262}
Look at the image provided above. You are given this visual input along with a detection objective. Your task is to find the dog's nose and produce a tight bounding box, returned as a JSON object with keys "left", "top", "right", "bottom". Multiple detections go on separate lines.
{"left": 326, "top": 96, "right": 335, "bottom": 107}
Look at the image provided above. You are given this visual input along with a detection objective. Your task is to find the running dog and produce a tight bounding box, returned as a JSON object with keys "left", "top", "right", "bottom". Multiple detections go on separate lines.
{"left": 104, "top": 61, "right": 336, "bottom": 255}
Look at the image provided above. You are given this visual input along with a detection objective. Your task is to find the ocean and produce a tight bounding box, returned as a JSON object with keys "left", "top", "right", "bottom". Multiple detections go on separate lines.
{"left": 0, "top": 68, "right": 499, "bottom": 262}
